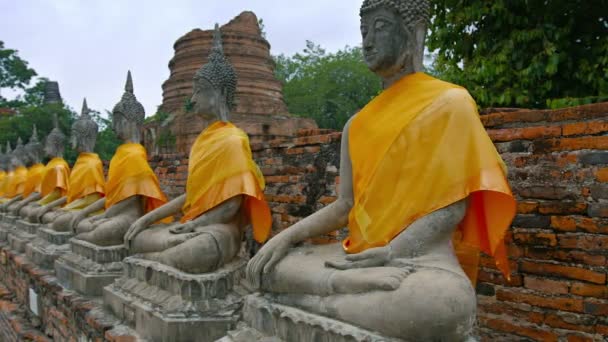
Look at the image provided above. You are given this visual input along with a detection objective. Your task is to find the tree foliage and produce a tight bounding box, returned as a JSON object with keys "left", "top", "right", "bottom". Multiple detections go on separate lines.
{"left": 275, "top": 41, "right": 382, "bottom": 129}
{"left": 428, "top": 0, "right": 608, "bottom": 109}
{"left": 0, "top": 41, "right": 37, "bottom": 94}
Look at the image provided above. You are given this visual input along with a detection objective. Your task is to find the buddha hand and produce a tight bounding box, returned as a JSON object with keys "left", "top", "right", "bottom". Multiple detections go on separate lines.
{"left": 326, "top": 245, "right": 393, "bottom": 270}
{"left": 169, "top": 222, "right": 194, "bottom": 234}
{"left": 246, "top": 234, "right": 293, "bottom": 289}
{"left": 69, "top": 211, "right": 87, "bottom": 233}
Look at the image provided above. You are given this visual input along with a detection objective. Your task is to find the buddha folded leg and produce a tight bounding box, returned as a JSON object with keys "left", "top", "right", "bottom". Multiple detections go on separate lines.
{"left": 262, "top": 243, "right": 476, "bottom": 340}
{"left": 47, "top": 211, "right": 73, "bottom": 232}
{"left": 138, "top": 222, "right": 241, "bottom": 274}
{"left": 76, "top": 214, "right": 133, "bottom": 246}
{"left": 130, "top": 223, "right": 203, "bottom": 253}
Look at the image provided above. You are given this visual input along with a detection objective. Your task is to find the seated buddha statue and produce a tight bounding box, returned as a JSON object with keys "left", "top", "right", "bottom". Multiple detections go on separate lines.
{"left": 8, "top": 126, "right": 46, "bottom": 217}
{"left": 0, "top": 139, "right": 30, "bottom": 207}
{"left": 70, "top": 71, "right": 169, "bottom": 247}
{"left": 0, "top": 143, "right": 12, "bottom": 203}
{"left": 35, "top": 99, "right": 105, "bottom": 230}
{"left": 246, "top": 1, "right": 516, "bottom": 340}
{"left": 26, "top": 118, "right": 71, "bottom": 223}
{"left": 123, "top": 25, "right": 271, "bottom": 274}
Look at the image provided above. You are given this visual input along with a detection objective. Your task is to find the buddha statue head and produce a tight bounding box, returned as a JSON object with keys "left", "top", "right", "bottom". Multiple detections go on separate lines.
{"left": 360, "top": 0, "right": 430, "bottom": 81}
{"left": 191, "top": 24, "right": 237, "bottom": 122}
{"left": 112, "top": 71, "right": 145, "bottom": 143}
{"left": 25, "top": 125, "right": 44, "bottom": 164}
{"left": 45, "top": 114, "right": 66, "bottom": 159}
{"left": 11, "top": 137, "right": 28, "bottom": 168}
{"left": 72, "top": 98, "right": 99, "bottom": 153}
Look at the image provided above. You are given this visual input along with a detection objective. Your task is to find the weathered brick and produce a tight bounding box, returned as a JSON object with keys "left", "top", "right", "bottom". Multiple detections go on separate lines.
{"left": 478, "top": 301, "right": 544, "bottom": 325}
{"left": 579, "top": 152, "right": 608, "bottom": 165}
{"left": 512, "top": 214, "right": 551, "bottom": 228}
{"left": 488, "top": 125, "right": 562, "bottom": 142}
{"left": 590, "top": 185, "right": 608, "bottom": 199}
{"left": 496, "top": 287, "right": 584, "bottom": 312}
{"left": 544, "top": 312, "right": 596, "bottom": 333}
{"left": 588, "top": 203, "right": 608, "bottom": 218}
{"left": 517, "top": 201, "right": 539, "bottom": 214}
{"left": 558, "top": 234, "right": 608, "bottom": 251}
{"left": 562, "top": 121, "right": 608, "bottom": 136}
{"left": 565, "top": 334, "right": 596, "bottom": 342}
{"left": 476, "top": 282, "right": 496, "bottom": 296}
{"left": 539, "top": 202, "right": 587, "bottom": 215}
{"left": 513, "top": 232, "right": 557, "bottom": 246}
{"left": 520, "top": 260, "right": 606, "bottom": 284}
{"left": 571, "top": 282, "right": 608, "bottom": 299}
{"left": 550, "top": 216, "right": 577, "bottom": 231}
{"left": 478, "top": 315, "right": 558, "bottom": 341}
{"left": 583, "top": 299, "right": 608, "bottom": 315}
{"left": 594, "top": 168, "right": 608, "bottom": 182}
{"left": 523, "top": 276, "right": 569, "bottom": 294}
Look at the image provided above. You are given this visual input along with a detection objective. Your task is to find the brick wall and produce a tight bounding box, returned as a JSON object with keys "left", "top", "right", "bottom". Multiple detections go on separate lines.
{"left": 150, "top": 102, "right": 608, "bottom": 341}
{"left": 477, "top": 103, "right": 608, "bottom": 341}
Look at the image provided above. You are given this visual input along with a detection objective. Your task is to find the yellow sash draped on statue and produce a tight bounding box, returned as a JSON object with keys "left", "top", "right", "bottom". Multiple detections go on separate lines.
{"left": 181, "top": 121, "right": 271, "bottom": 243}
{"left": 0, "top": 171, "right": 7, "bottom": 197}
{"left": 40, "top": 157, "right": 70, "bottom": 197}
{"left": 5, "top": 166, "right": 28, "bottom": 198}
{"left": 345, "top": 72, "right": 516, "bottom": 284}
{"left": 67, "top": 152, "right": 105, "bottom": 204}
{"left": 105, "top": 143, "right": 169, "bottom": 217}
{"left": 22, "top": 163, "right": 46, "bottom": 198}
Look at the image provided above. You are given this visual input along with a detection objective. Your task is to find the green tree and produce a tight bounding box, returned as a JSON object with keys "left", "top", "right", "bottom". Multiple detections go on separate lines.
{"left": 428, "top": 0, "right": 608, "bottom": 109}
{"left": 275, "top": 41, "right": 382, "bottom": 129}
{"left": 0, "top": 41, "right": 37, "bottom": 97}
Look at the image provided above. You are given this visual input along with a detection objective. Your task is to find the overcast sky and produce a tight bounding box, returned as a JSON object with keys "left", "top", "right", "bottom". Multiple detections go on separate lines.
{"left": 1, "top": 0, "right": 363, "bottom": 116}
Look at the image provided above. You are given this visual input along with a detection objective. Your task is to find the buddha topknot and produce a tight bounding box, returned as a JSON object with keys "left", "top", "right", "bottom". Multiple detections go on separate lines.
{"left": 73, "top": 98, "right": 99, "bottom": 140}
{"left": 360, "top": 0, "right": 431, "bottom": 26}
{"left": 194, "top": 24, "right": 238, "bottom": 110}
{"left": 112, "top": 71, "right": 145, "bottom": 125}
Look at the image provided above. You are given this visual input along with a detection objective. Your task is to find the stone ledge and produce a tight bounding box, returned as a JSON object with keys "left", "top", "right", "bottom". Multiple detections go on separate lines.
{"left": 241, "top": 294, "right": 401, "bottom": 342}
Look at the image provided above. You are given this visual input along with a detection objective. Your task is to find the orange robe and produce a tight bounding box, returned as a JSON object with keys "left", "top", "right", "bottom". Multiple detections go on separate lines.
{"left": 40, "top": 158, "right": 70, "bottom": 198}
{"left": 345, "top": 72, "right": 516, "bottom": 284}
{"left": 0, "top": 170, "right": 7, "bottom": 197}
{"left": 105, "top": 143, "right": 168, "bottom": 215}
{"left": 4, "top": 166, "right": 28, "bottom": 198}
{"left": 66, "top": 152, "right": 105, "bottom": 204}
{"left": 181, "top": 122, "right": 271, "bottom": 243}
{"left": 22, "top": 163, "right": 46, "bottom": 198}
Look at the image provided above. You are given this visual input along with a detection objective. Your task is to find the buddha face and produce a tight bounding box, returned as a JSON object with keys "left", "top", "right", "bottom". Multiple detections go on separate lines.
{"left": 191, "top": 78, "right": 225, "bottom": 121}
{"left": 112, "top": 112, "right": 138, "bottom": 142}
{"left": 25, "top": 143, "right": 43, "bottom": 164}
{"left": 361, "top": 6, "right": 413, "bottom": 78}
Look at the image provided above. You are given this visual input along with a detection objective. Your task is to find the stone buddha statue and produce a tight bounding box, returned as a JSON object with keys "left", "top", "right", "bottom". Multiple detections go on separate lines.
{"left": 0, "top": 138, "right": 30, "bottom": 206}
{"left": 246, "top": 1, "right": 516, "bottom": 340}
{"left": 27, "top": 119, "right": 71, "bottom": 223}
{"left": 123, "top": 24, "right": 271, "bottom": 274}
{"left": 0, "top": 142, "right": 12, "bottom": 200}
{"left": 35, "top": 99, "right": 105, "bottom": 230}
{"left": 7, "top": 126, "right": 46, "bottom": 217}
{"left": 71, "top": 71, "right": 168, "bottom": 246}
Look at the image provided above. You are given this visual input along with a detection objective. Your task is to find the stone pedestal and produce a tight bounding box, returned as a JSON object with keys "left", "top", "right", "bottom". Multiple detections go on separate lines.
{"left": 7, "top": 219, "right": 39, "bottom": 253}
{"left": 0, "top": 215, "right": 18, "bottom": 243}
{"left": 220, "top": 294, "right": 400, "bottom": 342}
{"left": 55, "top": 239, "right": 127, "bottom": 296}
{"left": 104, "top": 256, "right": 247, "bottom": 342}
{"left": 25, "top": 226, "right": 73, "bottom": 269}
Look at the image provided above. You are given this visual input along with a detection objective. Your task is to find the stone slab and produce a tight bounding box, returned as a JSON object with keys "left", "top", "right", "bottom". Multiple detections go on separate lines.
{"left": 24, "top": 227, "right": 73, "bottom": 269}
{"left": 55, "top": 239, "right": 127, "bottom": 296}
{"left": 104, "top": 257, "right": 248, "bottom": 342}
{"left": 7, "top": 231, "right": 35, "bottom": 253}
{"left": 239, "top": 294, "right": 401, "bottom": 342}
{"left": 15, "top": 220, "right": 39, "bottom": 235}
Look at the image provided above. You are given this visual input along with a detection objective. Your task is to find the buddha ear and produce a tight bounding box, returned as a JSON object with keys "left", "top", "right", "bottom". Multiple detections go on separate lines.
{"left": 411, "top": 20, "right": 427, "bottom": 71}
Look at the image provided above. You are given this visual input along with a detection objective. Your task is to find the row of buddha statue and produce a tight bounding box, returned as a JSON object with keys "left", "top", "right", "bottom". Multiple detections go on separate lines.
{"left": 0, "top": 1, "right": 516, "bottom": 340}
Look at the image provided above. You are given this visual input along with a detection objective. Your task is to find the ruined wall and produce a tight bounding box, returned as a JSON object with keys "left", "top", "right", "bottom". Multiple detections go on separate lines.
{"left": 149, "top": 102, "right": 608, "bottom": 341}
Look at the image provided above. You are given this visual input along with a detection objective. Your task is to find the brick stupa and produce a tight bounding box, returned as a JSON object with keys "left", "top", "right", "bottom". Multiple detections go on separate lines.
{"left": 149, "top": 11, "right": 316, "bottom": 154}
